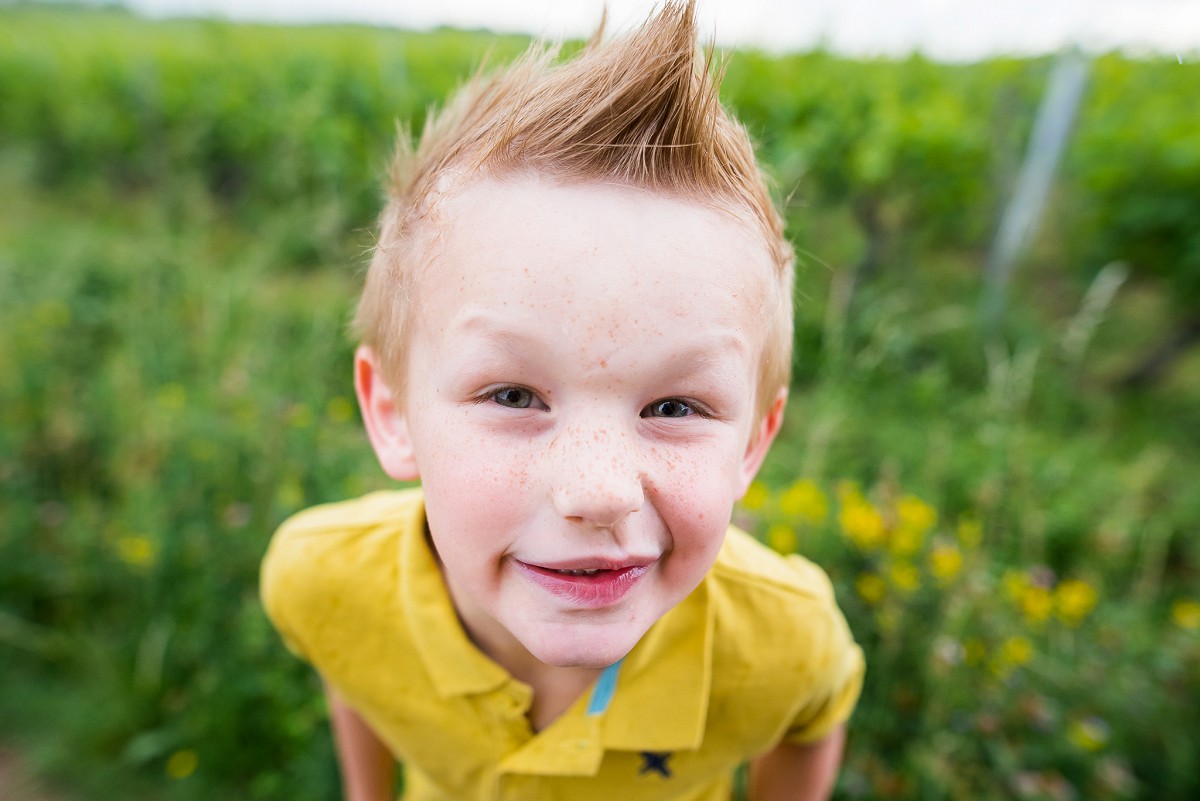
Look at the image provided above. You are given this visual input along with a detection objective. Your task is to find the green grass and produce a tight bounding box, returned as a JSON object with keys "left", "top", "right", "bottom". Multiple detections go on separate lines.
{"left": 1, "top": 7, "right": 1198, "bottom": 800}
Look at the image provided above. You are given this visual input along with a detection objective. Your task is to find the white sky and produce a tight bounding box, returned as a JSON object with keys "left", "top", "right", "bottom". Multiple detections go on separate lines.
{"left": 117, "top": 0, "right": 1200, "bottom": 60}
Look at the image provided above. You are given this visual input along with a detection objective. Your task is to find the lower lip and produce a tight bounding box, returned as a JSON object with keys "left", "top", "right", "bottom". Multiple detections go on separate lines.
{"left": 516, "top": 562, "right": 650, "bottom": 608}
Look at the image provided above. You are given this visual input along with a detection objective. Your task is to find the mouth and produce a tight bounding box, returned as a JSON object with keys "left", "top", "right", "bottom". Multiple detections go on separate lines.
{"left": 515, "top": 560, "right": 654, "bottom": 608}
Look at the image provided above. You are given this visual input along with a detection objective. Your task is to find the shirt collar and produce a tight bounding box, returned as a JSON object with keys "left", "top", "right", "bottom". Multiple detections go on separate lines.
{"left": 498, "top": 581, "right": 713, "bottom": 777}
{"left": 600, "top": 576, "right": 714, "bottom": 752}
{"left": 398, "top": 497, "right": 511, "bottom": 697}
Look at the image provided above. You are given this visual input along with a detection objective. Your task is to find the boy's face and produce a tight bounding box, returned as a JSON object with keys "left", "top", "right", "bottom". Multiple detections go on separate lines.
{"left": 358, "top": 175, "right": 785, "bottom": 670}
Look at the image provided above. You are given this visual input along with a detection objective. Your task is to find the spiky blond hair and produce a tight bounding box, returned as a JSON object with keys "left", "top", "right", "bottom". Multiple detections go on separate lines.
{"left": 356, "top": 0, "right": 794, "bottom": 420}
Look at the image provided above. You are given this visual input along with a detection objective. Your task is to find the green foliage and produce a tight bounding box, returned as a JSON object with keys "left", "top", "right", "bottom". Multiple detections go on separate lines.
{"left": 0, "top": 6, "right": 528, "bottom": 268}
{"left": 744, "top": 276, "right": 1199, "bottom": 797}
{"left": 724, "top": 52, "right": 1041, "bottom": 265}
{"left": 0, "top": 6, "right": 1197, "bottom": 801}
{"left": 1064, "top": 55, "right": 1200, "bottom": 305}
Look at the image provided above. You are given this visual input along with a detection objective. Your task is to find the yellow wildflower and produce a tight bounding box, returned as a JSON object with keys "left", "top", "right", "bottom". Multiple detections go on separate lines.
{"left": 888, "top": 561, "right": 921, "bottom": 593}
{"left": 1003, "top": 569, "right": 1029, "bottom": 603}
{"left": 1067, "top": 717, "right": 1110, "bottom": 752}
{"left": 1172, "top": 599, "right": 1200, "bottom": 630}
{"left": 1021, "top": 585, "right": 1054, "bottom": 623}
{"left": 1054, "top": 579, "right": 1098, "bottom": 626}
{"left": 885, "top": 496, "right": 933, "bottom": 556}
{"left": 740, "top": 481, "right": 769, "bottom": 512}
{"left": 166, "top": 749, "right": 199, "bottom": 779}
{"left": 956, "top": 517, "right": 983, "bottom": 549}
{"left": 1004, "top": 572, "right": 1028, "bottom": 603}
{"left": 839, "top": 498, "right": 886, "bottom": 551}
{"left": 928, "top": 543, "right": 963, "bottom": 584}
{"left": 889, "top": 526, "right": 924, "bottom": 557}
{"left": 856, "top": 573, "right": 887, "bottom": 606}
{"left": 897, "top": 495, "right": 937, "bottom": 534}
{"left": 766, "top": 524, "right": 797, "bottom": 554}
{"left": 779, "top": 479, "right": 828, "bottom": 526}
{"left": 116, "top": 535, "right": 157, "bottom": 570}
{"left": 996, "top": 635, "right": 1033, "bottom": 674}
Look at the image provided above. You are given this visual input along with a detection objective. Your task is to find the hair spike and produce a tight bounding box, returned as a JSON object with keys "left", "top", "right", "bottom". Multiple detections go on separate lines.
{"left": 357, "top": 0, "right": 794, "bottom": 419}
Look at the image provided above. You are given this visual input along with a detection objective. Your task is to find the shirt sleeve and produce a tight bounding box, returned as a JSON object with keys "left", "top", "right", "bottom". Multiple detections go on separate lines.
{"left": 780, "top": 558, "right": 865, "bottom": 745}
{"left": 259, "top": 516, "right": 315, "bottom": 663}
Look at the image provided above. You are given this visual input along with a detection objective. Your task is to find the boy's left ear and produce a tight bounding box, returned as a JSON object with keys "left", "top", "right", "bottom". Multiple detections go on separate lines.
{"left": 738, "top": 387, "right": 788, "bottom": 496}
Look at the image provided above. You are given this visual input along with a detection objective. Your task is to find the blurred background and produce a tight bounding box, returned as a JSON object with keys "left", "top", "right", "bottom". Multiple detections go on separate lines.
{"left": 113, "top": 0, "right": 1200, "bottom": 58}
{"left": 1, "top": 0, "right": 1197, "bottom": 799}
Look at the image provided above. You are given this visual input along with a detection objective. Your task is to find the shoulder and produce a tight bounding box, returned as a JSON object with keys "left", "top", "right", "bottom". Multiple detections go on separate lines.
{"left": 270, "top": 488, "right": 424, "bottom": 544}
{"left": 263, "top": 488, "right": 423, "bottom": 574}
{"left": 705, "top": 527, "right": 864, "bottom": 745}
{"left": 710, "top": 526, "right": 840, "bottom": 612}
{"left": 707, "top": 526, "right": 856, "bottom": 675}
{"left": 259, "top": 489, "right": 424, "bottom": 657}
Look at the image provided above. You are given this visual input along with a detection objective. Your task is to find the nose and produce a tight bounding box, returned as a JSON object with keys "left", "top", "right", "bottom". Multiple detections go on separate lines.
{"left": 549, "top": 422, "right": 645, "bottom": 529}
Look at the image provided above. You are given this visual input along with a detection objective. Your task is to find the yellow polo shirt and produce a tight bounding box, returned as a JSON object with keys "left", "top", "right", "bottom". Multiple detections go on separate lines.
{"left": 261, "top": 489, "right": 863, "bottom": 801}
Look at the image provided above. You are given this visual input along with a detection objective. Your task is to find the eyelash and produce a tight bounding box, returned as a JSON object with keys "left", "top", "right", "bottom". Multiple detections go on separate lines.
{"left": 642, "top": 398, "right": 701, "bottom": 419}
{"left": 481, "top": 385, "right": 542, "bottom": 410}
{"left": 478, "top": 387, "right": 709, "bottom": 419}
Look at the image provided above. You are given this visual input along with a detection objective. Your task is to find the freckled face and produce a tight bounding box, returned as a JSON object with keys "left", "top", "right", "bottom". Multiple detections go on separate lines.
{"left": 398, "top": 176, "right": 778, "bottom": 669}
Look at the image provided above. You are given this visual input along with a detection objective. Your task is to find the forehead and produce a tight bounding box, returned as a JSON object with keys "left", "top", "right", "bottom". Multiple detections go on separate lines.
{"left": 412, "top": 174, "right": 775, "bottom": 337}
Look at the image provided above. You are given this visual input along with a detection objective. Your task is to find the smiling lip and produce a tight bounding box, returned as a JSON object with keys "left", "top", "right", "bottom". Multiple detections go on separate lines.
{"left": 515, "top": 560, "right": 653, "bottom": 608}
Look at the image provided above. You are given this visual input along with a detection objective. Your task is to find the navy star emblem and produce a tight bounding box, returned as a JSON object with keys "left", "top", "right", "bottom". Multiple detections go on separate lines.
{"left": 639, "top": 751, "right": 673, "bottom": 778}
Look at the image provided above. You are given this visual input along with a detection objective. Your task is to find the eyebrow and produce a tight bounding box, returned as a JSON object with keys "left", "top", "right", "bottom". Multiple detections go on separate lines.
{"left": 443, "top": 311, "right": 754, "bottom": 388}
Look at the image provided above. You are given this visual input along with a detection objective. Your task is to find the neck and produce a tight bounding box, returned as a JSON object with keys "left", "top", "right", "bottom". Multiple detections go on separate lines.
{"left": 442, "top": 573, "right": 603, "bottom": 730}
{"left": 516, "top": 662, "right": 603, "bottom": 732}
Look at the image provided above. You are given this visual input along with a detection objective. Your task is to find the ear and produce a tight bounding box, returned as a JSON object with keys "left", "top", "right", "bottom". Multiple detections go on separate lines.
{"left": 737, "top": 387, "right": 787, "bottom": 497}
{"left": 355, "top": 345, "right": 420, "bottom": 482}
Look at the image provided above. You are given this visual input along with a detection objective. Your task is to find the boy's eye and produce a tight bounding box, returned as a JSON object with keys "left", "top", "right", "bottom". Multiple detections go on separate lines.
{"left": 643, "top": 398, "right": 694, "bottom": 418}
{"left": 490, "top": 387, "right": 537, "bottom": 409}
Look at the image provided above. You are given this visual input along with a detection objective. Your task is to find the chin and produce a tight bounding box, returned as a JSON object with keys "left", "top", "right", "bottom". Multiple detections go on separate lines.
{"left": 525, "top": 623, "right": 647, "bottom": 669}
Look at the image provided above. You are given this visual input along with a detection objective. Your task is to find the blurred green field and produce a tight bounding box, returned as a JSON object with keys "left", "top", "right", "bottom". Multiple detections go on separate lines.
{"left": 1, "top": 5, "right": 1197, "bottom": 800}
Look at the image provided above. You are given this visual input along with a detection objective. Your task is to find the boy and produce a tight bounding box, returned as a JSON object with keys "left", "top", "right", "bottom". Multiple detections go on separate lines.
{"left": 261, "top": 3, "right": 863, "bottom": 800}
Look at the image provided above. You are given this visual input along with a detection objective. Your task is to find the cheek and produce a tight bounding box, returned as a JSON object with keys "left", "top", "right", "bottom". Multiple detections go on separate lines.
{"left": 413, "top": 418, "right": 537, "bottom": 548}
{"left": 648, "top": 440, "right": 744, "bottom": 547}
{"left": 653, "top": 432, "right": 745, "bottom": 497}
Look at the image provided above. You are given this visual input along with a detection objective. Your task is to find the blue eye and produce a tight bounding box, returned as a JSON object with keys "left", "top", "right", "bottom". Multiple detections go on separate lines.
{"left": 491, "top": 387, "right": 535, "bottom": 409}
{"left": 644, "top": 399, "right": 694, "bottom": 418}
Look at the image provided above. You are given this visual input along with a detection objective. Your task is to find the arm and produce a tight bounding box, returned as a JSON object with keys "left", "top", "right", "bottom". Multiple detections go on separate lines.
{"left": 746, "top": 725, "right": 846, "bottom": 801}
{"left": 325, "top": 683, "right": 396, "bottom": 801}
